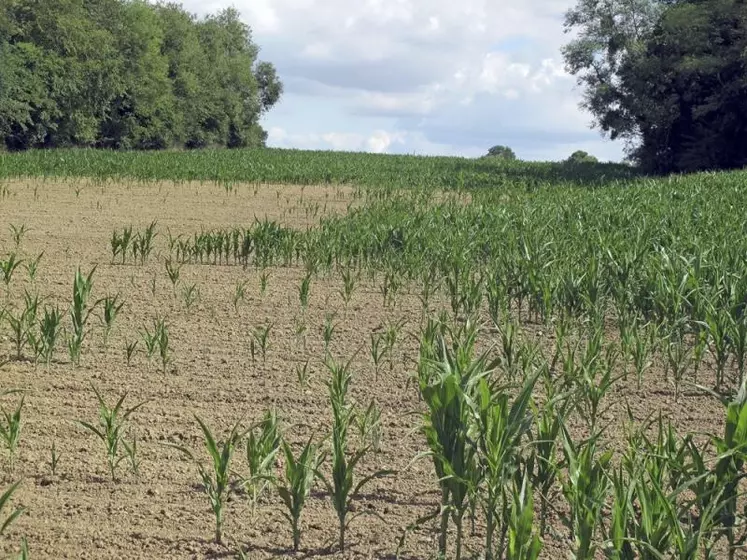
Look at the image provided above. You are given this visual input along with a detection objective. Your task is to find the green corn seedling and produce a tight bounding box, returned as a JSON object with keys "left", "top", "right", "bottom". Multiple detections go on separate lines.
{"left": 168, "top": 417, "right": 243, "bottom": 544}
{"left": 50, "top": 442, "right": 61, "bottom": 476}
{"left": 99, "top": 294, "right": 124, "bottom": 350}
{"left": 0, "top": 392, "right": 24, "bottom": 472}
{"left": 506, "top": 471, "right": 542, "bottom": 560}
{"left": 275, "top": 437, "right": 320, "bottom": 551}
{"left": 78, "top": 385, "right": 146, "bottom": 481}
{"left": 322, "top": 313, "right": 337, "bottom": 356}
{"left": 68, "top": 266, "right": 97, "bottom": 366}
{"left": 165, "top": 258, "right": 181, "bottom": 294}
{"left": 182, "top": 283, "right": 199, "bottom": 312}
{"left": 233, "top": 279, "right": 247, "bottom": 312}
{"left": 24, "top": 252, "right": 43, "bottom": 283}
{"left": 318, "top": 356, "right": 394, "bottom": 551}
{"left": 251, "top": 323, "right": 272, "bottom": 364}
{"left": 299, "top": 273, "right": 311, "bottom": 311}
{"left": 244, "top": 409, "right": 281, "bottom": 515}
{"left": 0, "top": 481, "right": 25, "bottom": 537}
{"left": 9, "top": 224, "right": 27, "bottom": 248}
{"left": 125, "top": 339, "right": 138, "bottom": 366}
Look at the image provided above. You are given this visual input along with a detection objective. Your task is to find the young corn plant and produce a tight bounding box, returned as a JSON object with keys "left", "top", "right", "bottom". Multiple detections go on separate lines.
{"left": 125, "top": 339, "right": 138, "bottom": 367}
{"left": 169, "top": 417, "right": 243, "bottom": 544}
{"left": 416, "top": 322, "right": 485, "bottom": 560}
{"left": 9, "top": 224, "right": 28, "bottom": 248}
{"left": 99, "top": 294, "right": 124, "bottom": 350}
{"left": 370, "top": 332, "right": 386, "bottom": 380}
{"left": 23, "top": 252, "right": 43, "bottom": 283}
{"left": 259, "top": 268, "right": 271, "bottom": 298}
{"left": 295, "top": 359, "right": 312, "bottom": 389}
{"left": 68, "top": 267, "right": 97, "bottom": 366}
{"left": 357, "top": 399, "right": 383, "bottom": 453}
{"left": 275, "top": 437, "right": 321, "bottom": 552}
{"left": 506, "top": 471, "right": 542, "bottom": 560}
{"left": 299, "top": 273, "right": 312, "bottom": 313}
{"left": 0, "top": 391, "right": 24, "bottom": 472}
{"left": 6, "top": 291, "right": 39, "bottom": 360}
{"left": 322, "top": 313, "right": 337, "bottom": 356}
{"left": 251, "top": 323, "right": 272, "bottom": 364}
{"left": 0, "top": 481, "right": 25, "bottom": 537}
{"left": 233, "top": 280, "right": 247, "bottom": 312}
{"left": 244, "top": 409, "right": 281, "bottom": 515}
{"left": 338, "top": 268, "right": 359, "bottom": 314}
{"left": 164, "top": 258, "right": 181, "bottom": 294}
{"left": 50, "top": 442, "right": 61, "bottom": 476}
{"left": 474, "top": 373, "right": 537, "bottom": 560}
{"left": 78, "top": 386, "right": 146, "bottom": 481}
{"left": 559, "top": 428, "right": 612, "bottom": 560}
{"left": 182, "top": 283, "right": 199, "bottom": 312}
{"left": 0, "top": 253, "right": 22, "bottom": 294}
{"left": 318, "top": 356, "right": 394, "bottom": 552}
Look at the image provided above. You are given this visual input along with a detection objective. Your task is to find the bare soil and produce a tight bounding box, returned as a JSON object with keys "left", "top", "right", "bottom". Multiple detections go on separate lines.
{"left": 0, "top": 179, "right": 728, "bottom": 559}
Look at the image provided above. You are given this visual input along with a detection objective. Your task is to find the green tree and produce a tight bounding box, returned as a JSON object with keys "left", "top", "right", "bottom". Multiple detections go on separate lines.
{"left": 484, "top": 145, "right": 517, "bottom": 160}
{"left": 563, "top": 0, "right": 747, "bottom": 173}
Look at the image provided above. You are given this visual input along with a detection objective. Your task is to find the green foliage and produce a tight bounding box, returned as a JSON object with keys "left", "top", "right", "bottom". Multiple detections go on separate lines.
{"left": 0, "top": 1, "right": 282, "bottom": 150}
{"left": 564, "top": 0, "right": 747, "bottom": 173}
{"left": 484, "top": 145, "right": 517, "bottom": 160}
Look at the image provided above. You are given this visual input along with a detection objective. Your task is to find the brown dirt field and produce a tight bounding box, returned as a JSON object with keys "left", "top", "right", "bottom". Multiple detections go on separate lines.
{"left": 0, "top": 178, "right": 731, "bottom": 559}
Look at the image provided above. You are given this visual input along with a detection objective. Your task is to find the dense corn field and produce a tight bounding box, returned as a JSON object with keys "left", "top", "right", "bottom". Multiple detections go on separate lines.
{"left": 0, "top": 148, "right": 746, "bottom": 559}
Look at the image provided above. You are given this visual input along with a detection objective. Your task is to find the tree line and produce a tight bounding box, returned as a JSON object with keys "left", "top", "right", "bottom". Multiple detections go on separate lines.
{"left": 564, "top": 0, "right": 747, "bottom": 174}
{"left": 0, "top": 1, "right": 282, "bottom": 151}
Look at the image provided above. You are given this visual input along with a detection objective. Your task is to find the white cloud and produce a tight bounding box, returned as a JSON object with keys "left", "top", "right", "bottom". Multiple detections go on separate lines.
{"left": 181, "top": 0, "right": 624, "bottom": 161}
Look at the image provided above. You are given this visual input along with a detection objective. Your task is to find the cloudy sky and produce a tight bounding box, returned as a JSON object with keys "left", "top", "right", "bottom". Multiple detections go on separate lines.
{"left": 182, "top": 0, "right": 625, "bottom": 161}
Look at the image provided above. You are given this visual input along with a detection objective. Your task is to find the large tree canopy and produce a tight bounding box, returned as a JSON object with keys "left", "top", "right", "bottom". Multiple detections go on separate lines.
{"left": 0, "top": 0, "right": 282, "bottom": 150}
{"left": 563, "top": 0, "right": 747, "bottom": 174}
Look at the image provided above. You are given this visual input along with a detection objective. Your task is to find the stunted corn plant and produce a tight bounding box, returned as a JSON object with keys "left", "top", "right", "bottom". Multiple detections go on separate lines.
{"left": 78, "top": 385, "right": 146, "bottom": 481}
{"left": 0, "top": 253, "right": 22, "bottom": 292}
{"left": 250, "top": 323, "right": 272, "bottom": 364}
{"left": 24, "top": 252, "right": 43, "bottom": 283}
{"left": 506, "top": 470, "right": 542, "bottom": 560}
{"left": 5, "top": 291, "right": 38, "bottom": 361}
{"left": 169, "top": 417, "right": 243, "bottom": 545}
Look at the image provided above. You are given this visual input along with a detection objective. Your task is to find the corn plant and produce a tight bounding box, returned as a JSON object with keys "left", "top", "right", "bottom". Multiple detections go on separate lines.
{"left": 164, "top": 258, "right": 181, "bottom": 294}
{"left": 50, "top": 442, "right": 61, "bottom": 476}
{"left": 23, "top": 252, "right": 43, "bottom": 283}
{"left": 299, "top": 272, "right": 311, "bottom": 312}
{"left": 259, "top": 268, "right": 271, "bottom": 298}
{"left": 233, "top": 279, "right": 247, "bottom": 312}
{"left": 181, "top": 283, "right": 199, "bottom": 312}
{"left": 275, "top": 437, "right": 320, "bottom": 552}
{"left": 0, "top": 481, "right": 25, "bottom": 537}
{"left": 0, "top": 392, "right": 24, "bottom": 472}
{"left": 322, "top": 313, "right": 337, "bottom": 356}
{"left": 133, "top": 220, "right": 157, "bottom": 264}
{"left": 318, "top": 356, "right": 393, "bottom": 551}
{"left": 68, "top": 266, "right": 97, "bottom": 366}
{"left": 78, "top": 386, "right": 146, "bottom": 480}
{"left": 122, "top": 433, "right": 140, "bottom": 476}
{"left": 110, "top": 226, "right": 133, "bottom": 264}
{"left": 473, "top": 373, "right": 537, "bottom": 559}
{"left": 99, "top": 294, "right": 124, "bottom": 350}
{"left": 370, "top": 332, "right": 386, "bottom": 380}
{"left": 1, "top": 253, "right": 22, "bottom": 294}
{"left": 5, "top": 291, "right": 38, "bottom": 360}
{"left": 9, "top": 224, "right": 27, "bottom": 248}
{"left": 559, "top": 428, "right": 612, "bottom": 560}
{"left": 125, "top": 339, "right": 138, "bottom": 366}
{"left": 295, "top": 359, "right": 312, "bottom": 389}
{"left": 383, "top": 317, "right": 406, "bottom": 372}
{"left": 251, "top": 323, "right": 272, "bottom": 364}
{"left": 416, "top": 322, "right": 485, "bottom": 560}
{"left": 338, "top": 268, "right": 358, "bottom": 313}
{"left": 168, "top": 417, "right": 243, "bottom": 544}
{"left": 506, "top": 471, "right": 542, "bottom": 560}
{"left": 357, "top": 399, "right": 382, "bottom": 453}
{"left": 244, "top": 409, "right": 281, "bottom": 514}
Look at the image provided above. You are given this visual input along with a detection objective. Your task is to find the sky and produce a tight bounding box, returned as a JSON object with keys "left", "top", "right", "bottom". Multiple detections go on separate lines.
{"left": 181, "top": 0, "right": 625, "bottom": 162}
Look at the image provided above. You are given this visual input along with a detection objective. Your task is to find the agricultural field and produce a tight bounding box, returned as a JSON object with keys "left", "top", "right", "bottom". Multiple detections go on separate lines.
{"left": 0, "top": 149, "right": 746, "bottom": 559}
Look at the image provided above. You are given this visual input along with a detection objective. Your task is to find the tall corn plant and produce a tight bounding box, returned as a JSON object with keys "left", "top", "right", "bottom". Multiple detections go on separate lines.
{"left": 276, "top": 437, "right": 320, "bottom": 552}
{"left": 416, "top": 320, "right": 487, "bottom": 560}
